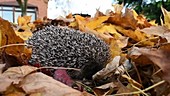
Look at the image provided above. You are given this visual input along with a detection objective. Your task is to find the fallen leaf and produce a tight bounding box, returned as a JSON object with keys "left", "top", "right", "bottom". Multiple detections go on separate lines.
{"left": 95, "top": 24, "right": 122, "bottom": 38}
{"left": 0, "top": 18, "right": 32, "bottom": 67}
{"left": 110, "top": 39, "right": 122, "bottom": 57}
{"left": 74, "top": 15, "right": 88, "bottom": 31}
{"left": 136, "top": 15, "right": 152, "bottom": 29}
{"left": 93, "top": 56, "right": 120, "bottom": 80}
{"left": 141, "top": 26, "right": 170, "bottom": 42}
{"left": 149, "top": 20, "right": 158, "bottom": 26}
{"left": 86, "top": 16, "right": 109, "bottom": 30}
{"left": 17, "top": 16, "right": 31, "bottom": 26}
{"left": 93, "top": 82, "right": 120, "bottom": 96}
{"left": 0, "top": 18, "right": 24, "bottom": 56}
{"left": 66, "top": 13, "right": 74, "bottom": 19}
{"left": 114, "top": 25, "right": 155, "bottom": 46}
{"left": 0, "top": 65, "right": 37, "bottom": 92}
{"left": 20, "top": 72, "right": 92, "bottom": 96}
{"left": 94, "top": 9, "right": 105, "bottom": 17}
{"left": 107, "top": 8, "right": 137, "bottom": 30}
{"left": 4, "top": 85, "right": 26, "bottom": 96}
{"left": 137, "top": 43, "right": 170, "bottom": 83}
{"left": 128, "top": 47, "right": 154, "bottom": 65}
{"left": 112, "top": 4, "right": 124, "bottom": 14}
{"left": 116, "top": 36, "right": 129, "bottom": 48}
{"left": 0, "top": 64, "right": 5, "bottom": 74}
{"left": 15, "top": 30, "right": 32, "bottom": 41}
{"left": 161, "top": 7, "right": 170, "bottom": 29}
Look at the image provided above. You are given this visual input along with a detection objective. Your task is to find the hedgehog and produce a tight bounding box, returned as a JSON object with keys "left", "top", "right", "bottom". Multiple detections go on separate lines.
{"left": 27, "top": 25, "right": 111, "bottom": 80}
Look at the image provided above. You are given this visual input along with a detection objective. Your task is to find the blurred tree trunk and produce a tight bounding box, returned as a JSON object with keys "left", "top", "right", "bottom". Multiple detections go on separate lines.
{"left": 16, "top": 0, "right": 28, "bottom": 16}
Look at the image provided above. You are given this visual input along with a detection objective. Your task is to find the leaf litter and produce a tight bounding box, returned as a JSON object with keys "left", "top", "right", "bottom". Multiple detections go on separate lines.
{"left": 0, "top": 4, "right": 170, "bottom": 96}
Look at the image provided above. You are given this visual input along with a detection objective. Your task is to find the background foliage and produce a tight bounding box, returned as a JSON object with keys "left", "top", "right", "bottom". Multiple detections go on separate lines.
{"left": 117, "top": 0, "right": 170, "bottom": 24}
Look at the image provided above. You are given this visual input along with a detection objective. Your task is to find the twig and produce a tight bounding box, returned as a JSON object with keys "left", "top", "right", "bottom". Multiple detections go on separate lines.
{"left": 0, "top": 43, "right": 30, "bottom": 49}
{"left": 114, "top": 80, "right": 165, "bottom": 96}
{"left": 131, "top": 61, "right": 142, "bottom": 85}
{"left": 130, "top": 84, "right": 148, "bottom": 96}
{"left": 37, "top": 66, "right": 81, "bottom": 71}
{"left": 152, "top": 69, "right": 162, "bottom": 76}
{"left": 75, "top": 81, "right": 95, "bottom": 95}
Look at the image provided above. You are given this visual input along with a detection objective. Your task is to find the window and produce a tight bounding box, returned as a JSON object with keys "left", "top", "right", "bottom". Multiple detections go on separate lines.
{"left": 0, "top": 6, "right": 37, "bottom": 23}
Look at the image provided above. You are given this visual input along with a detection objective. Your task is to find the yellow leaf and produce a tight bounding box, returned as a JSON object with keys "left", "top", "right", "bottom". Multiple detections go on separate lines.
{"left": 149, "top": 20, "right": 158, "bottom": 26}
{"left": 86, "top": 16, "right": 109, "bottom": 30}
{"left": 69, "top": 21, "right": 78, "bottom": 28}
{"left": 95, "top": 24, "right": 122, "bottom": 39}
{"left": 15, "top": 31, "right": 32, "bottom": 41}
{"left": 132, "top": 9, "right": 139, "bottom": 19}
{"left": 17, "top": 16, "right": 31, "bottom": 26}
{"left": 110, "top": 39, "right": 122, "bottom": 58}
{"left": 0, "top": 18, "right": 32, "bottom": 65}
{"left": 161, "top": 7, "right": 170, "bottom": 29}
{"left": 74, "top": 15, "right": 87, "bottom": 31}
{"left": 0, "top": 18, "right": 24, "bottom": 55}
{"left": 4, "top": 85, "right": 26, "bottom": 96}
{"left": 114, "top": 25, "right": 154, "bottom": 46}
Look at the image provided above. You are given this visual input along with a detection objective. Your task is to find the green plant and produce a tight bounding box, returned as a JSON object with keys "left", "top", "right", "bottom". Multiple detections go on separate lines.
{"left": 16, "top": 0, "right": 28, "bottom": 16}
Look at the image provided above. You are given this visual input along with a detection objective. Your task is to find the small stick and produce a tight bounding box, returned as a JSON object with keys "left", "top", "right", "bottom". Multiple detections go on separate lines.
{"left": 0, "top": 43, "right": 30, "bottom": 49}
{"left": 114, "top": 80, "right": 165, "bottom": 96}
{"left": 38, "top": 66, "right": 81, "bottom": 71}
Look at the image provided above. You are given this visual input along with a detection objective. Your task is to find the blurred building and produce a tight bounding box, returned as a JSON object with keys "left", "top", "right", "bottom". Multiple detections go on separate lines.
{"left": 0, "top": 0, "right": 47, "bottom": 23}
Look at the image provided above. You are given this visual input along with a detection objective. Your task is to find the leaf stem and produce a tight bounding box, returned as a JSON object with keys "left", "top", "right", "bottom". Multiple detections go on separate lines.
{"left": 0, "top": 43, "right": 30, "bottom": 49}
{"left": 114, "top": 80, "right": 165, "bottom": 96}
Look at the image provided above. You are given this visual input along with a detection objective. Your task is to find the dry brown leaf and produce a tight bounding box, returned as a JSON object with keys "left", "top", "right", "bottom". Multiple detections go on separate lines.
{"left": 107, "top": 8, "right": 137, "bottom": 30}
{"left": 66, "top": 13, "right": 74, "bottom": 19}
{"left": 93, "top": 82, "right": 120, "bottom": 96}
{"left": 137, "top": 43, "right": 170, "bottom": 83}
{"left": 114, "top": 25, "right": 155, "bottom": 46}
{"left": 136, "top": 15, "right": 152, "bottom": 29}
{"left": 93, "top": 56, "right": 120, "bottom": 80}
{"left": 20, "top": 72, "right": 93, "bottom": 96}
{"left": 116, "top": 83, "right": 133, "bottom": 95}
{"left": 84, "top": 27, "right": 114, "bottom": 44}
{"left": 0, "top": 18, "right": 24, "bottom": 56}
{"left": 94, "top": 9, "right": 105, "bottom": 17}
{"left": 128, "top": 47, "right": 154, "bottom": 65}
{"left": 0, "top": 18, "right": 32, "bottom": 67}
{"left": 0, "top": 64, "right": 5, "bottom": 74}
{"left": 112, "top": 4, "right": 124, "bottom": 14}
{"left": 0, "top": 65, "right": 37, "bottom": 92}
{"left": 141, "top": 26, "right": 170, "bottom": 42}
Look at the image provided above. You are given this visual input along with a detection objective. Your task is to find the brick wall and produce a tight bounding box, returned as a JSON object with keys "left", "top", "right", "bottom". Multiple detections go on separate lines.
{"left": 0, "top": 0, "right": 47, "bottom": 18}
